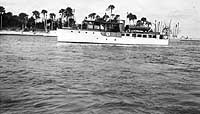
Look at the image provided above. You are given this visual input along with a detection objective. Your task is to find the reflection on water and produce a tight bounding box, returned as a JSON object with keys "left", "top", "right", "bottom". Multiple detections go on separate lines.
{"left": 0, "top": 35, "right": 200, "bottom": 114}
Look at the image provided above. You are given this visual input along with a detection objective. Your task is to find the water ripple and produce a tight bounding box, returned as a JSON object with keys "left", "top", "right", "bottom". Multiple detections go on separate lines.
{"left": 0, "top": 35, "right": 200, "bottom": 114}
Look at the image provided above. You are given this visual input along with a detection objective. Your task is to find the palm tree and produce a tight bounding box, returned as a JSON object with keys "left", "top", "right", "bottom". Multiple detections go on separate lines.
{"left": 88, "top": 13, "right": 96, "bottom": 20}
{"left": 141, "top": 17, "right": 147, "bottom": 25}
{"left": 27, "top": 16, "right": 35, "bottom": 30}
{"left": 5, "top": 12, "right": 12, "bottom": 27}
{"left": 96, "top": 15, "right": 100, "bottom": 20}
{"left": 136, "top": 20, "right": 143, "bottom": 26}
{"left": 65, "top": 7, "right": 73, "bottom": 27}
{"left": 0, "top": 6, "right": 5, "bottom": 29}
{"left": 59, "top": 9, "right": 65, "bottom": 18}
{"left": 114, "top": 15, "right": 120, "bottom": 20}
{"left": 127, "top": 13, "right": 137, "bottom": 25}
{"left": 41, "top": 9, "right": 48, "bottom": 32}
{"left": 95, "top": 15, "right": 104, "bottom": 23}
{"left": 145, "top": 21, "right": 151, "bottom": 27}
{"left": 103, "top": 13, "right": 109, "bottom": 21}
{"left": 32, "top": 10, "right": 40, "bottom": 19}
{"left": 107, "top": 5, "right": 115, "bottom": 16}
{"left": 59, "top": 9, "right": 65, "bottom": 27}
{"left": 6, "top": 12, "right": 12, "bottom": 19}
{"left": 32, "top": 10, "right": 40, "bottom": 30}
{"left": 49, "top": 13, "right": 56, "bottom": 30}
{"left": 59, "top": 9, "right": 64, "bottom": 17}
{"left": 19, "top": 13, "right": 28, "bottom": 30}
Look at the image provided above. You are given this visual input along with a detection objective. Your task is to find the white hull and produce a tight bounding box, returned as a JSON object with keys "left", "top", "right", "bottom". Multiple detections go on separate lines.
{"left": 57, "top": 29, "right": 169, "bottom": 45}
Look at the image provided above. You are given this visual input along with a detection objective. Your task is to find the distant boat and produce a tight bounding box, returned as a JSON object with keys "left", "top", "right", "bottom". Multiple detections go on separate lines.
{"left": 180, "top": 36, "right": 194, "bottom": 41}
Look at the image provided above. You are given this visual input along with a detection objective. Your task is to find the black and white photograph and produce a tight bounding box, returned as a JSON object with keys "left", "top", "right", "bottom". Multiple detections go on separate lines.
{"left": 0, "top": 0, "right": 200, "bottom": 113}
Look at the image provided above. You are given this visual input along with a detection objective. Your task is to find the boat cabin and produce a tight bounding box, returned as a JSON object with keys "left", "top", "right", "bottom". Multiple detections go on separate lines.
{"left": 81, "top": 20, "right": 125, "bottom": 32}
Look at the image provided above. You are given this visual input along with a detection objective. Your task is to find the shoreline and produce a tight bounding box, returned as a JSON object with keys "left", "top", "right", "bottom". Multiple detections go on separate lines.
{"left": 0, "top": 30, "right": 57, "bottom": 37}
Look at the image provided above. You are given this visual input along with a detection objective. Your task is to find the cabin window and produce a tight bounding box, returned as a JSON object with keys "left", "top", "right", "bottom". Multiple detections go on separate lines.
{"left": 122, "top": 34, "right": 125, "bottom": 36}
{"left": 126, "top": 34, "right": 130, "bottom": 36}
{"left": 132, "top": 34, "right": 136, "bottom": 37}
{"left": 143, "top": 35, "right": 147, "bottom": 38}
{"left": 71, "top": 31, "right": 73, "bottom": 32}
{"left": 153, "top": 35, "right": 156, "bottom": 38}
{"left": 85, "top": 32, "right": 87, "bottom": 34}
{"left": 160, "top": 35, "right": 164, "bottom": 39}
{"left": 93, "top": 32, "right": 95, "bottom": 34}
{"left": 148, "top": 35, "right": 152, "bottom": 38}
{"left": 137, "top": 34, "right": 142, "bottom": 37}
{"left": 78, "top": 31, "right": 80, "bottom": 33}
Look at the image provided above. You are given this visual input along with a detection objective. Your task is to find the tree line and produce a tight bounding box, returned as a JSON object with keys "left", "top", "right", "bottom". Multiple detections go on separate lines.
{"left": 0, "top": 6, "right": 75, "bottom": 32}
{"left": 86, "top": 5, "right": 151, "bottom": 27}
{"left": 0, "top": 5, "right": 152, "bottom": 32}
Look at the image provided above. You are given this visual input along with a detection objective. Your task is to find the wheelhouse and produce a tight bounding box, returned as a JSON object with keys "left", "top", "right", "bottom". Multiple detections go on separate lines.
{"left": 81, "top": 20, "right": 125, "bottom": 32}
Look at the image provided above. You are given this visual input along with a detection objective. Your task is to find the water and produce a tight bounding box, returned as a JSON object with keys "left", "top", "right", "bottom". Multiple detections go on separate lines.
{"left": 0, "top": 35, "right": 200, "bottom": 114}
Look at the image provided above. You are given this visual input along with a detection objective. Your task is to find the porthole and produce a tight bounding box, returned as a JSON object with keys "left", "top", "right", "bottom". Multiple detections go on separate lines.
{"left": 148, "top": 35, "right": 152, "bottom": 38}
{"left": 143, "top": 35, "right": 147, "bottom": 38}
{"left": 132, "top": 34, "right": 136, "bottom": 37}
{"left": 137, "top": 34, "right": 142, "bottom": 37}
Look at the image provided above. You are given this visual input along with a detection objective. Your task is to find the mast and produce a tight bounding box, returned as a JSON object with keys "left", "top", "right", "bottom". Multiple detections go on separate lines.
{"left": 154, "top": 20, "right": 157, "bottom": 32}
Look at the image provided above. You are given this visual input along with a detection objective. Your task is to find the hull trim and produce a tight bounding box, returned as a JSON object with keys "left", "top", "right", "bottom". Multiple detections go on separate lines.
{"left": 58, "top": 41, "right": 168, "bottom": 46}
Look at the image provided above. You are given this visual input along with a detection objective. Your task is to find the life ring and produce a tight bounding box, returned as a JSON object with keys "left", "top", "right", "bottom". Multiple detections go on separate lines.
{"left": 106, "top": 32, "right": 110, "bottom": 37}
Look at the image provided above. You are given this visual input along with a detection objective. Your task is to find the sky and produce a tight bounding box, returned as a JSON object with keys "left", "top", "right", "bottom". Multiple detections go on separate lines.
{"left": 1, "top": 0, "right": 200, "bottom": 38}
